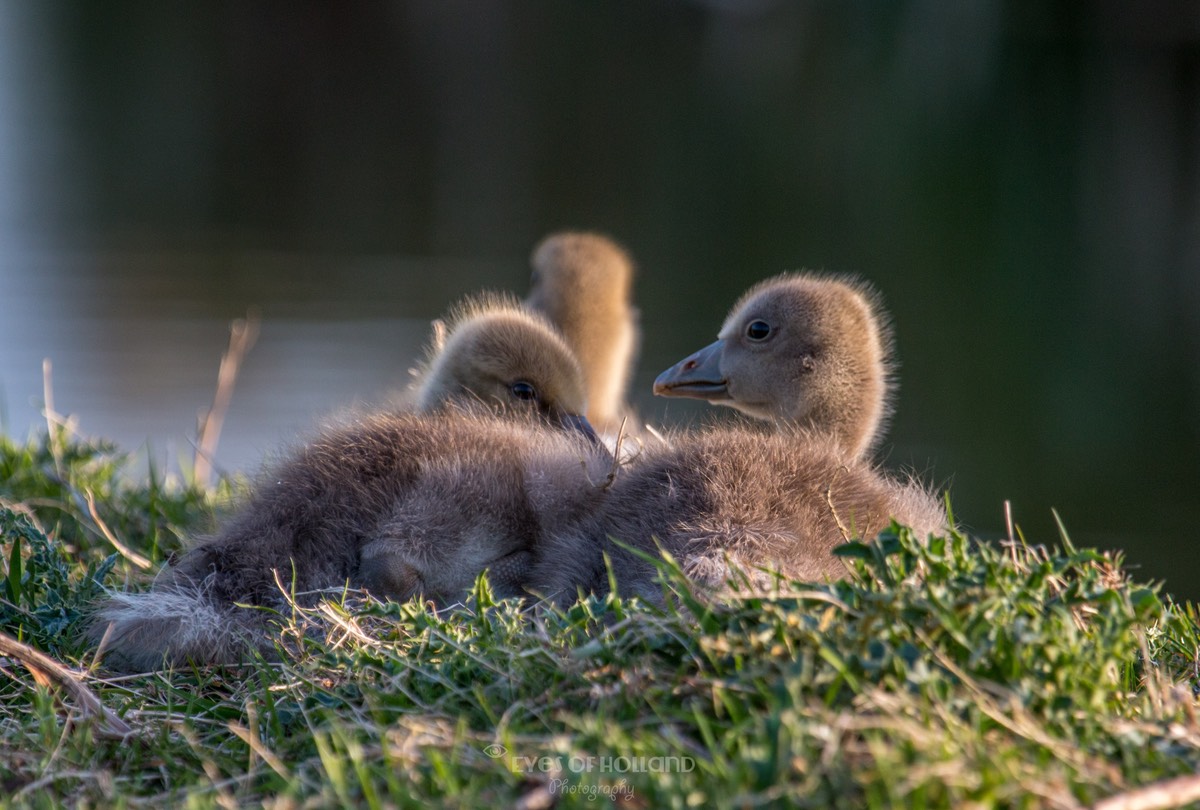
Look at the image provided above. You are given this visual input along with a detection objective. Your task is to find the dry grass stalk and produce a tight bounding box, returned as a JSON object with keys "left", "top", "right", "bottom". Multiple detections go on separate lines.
{"left": 0, "top": 629, "right": 133, "bottom": 739}
{"left": 1092, "top": 773, "right": 1200, "bottom": 810}
{"left": 194, "top": 311, "right": 260, "bottom": 488}
{"left": 82, "top": 488, "right": 152, "bottom": 570}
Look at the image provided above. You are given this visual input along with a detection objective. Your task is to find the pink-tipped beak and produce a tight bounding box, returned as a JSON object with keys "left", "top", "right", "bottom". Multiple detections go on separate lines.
{"left": 653, "top": 339, "right": 730, "bottom": 401}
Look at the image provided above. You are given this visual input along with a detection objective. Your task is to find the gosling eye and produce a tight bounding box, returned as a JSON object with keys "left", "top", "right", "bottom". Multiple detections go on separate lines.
{"left": 745, "top": 319, "right": 772, "bottom": 341}
{"left": 509, "top": 381, "right": 538, "bottom": 402}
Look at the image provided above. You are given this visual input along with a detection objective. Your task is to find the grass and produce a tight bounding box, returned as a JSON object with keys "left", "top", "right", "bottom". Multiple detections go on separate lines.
{"left": 2, "top": 425, "right": 1199, "bottom": 809}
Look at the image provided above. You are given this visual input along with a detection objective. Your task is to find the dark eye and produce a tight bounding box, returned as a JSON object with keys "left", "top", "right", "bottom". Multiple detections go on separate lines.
{"left": 510, "top": 381, "right": 537, "bottom": 401}
{"left": 745, "top": 320, "right": 772, "bottom": 341}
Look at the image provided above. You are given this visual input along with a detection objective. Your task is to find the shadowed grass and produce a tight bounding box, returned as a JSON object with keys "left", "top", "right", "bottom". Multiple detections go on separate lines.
{"left": 1, "top": 427, "right": 1199, "bottom": 808}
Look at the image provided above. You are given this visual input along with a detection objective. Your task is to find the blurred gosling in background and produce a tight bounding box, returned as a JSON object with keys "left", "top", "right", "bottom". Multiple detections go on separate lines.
{"left": 525, "top": 231, "right": 640, "bottom": 437}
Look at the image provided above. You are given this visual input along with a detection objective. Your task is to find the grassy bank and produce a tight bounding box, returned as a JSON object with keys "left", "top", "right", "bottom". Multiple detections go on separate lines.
{"left": 1, "top": 427, "right": 1199, "bottom": 809}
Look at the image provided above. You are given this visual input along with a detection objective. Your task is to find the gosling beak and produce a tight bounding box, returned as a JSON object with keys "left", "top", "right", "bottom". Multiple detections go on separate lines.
{"left": 653, "top": 339, "right": 730, "bottom": 401}
{"left": 556, "top": 411, "right": 607, "bottom": 453}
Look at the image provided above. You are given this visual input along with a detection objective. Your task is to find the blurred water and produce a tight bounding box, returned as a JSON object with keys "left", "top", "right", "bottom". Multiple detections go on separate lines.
{"left": 0, "top": 250, "right": 501, "bottom": 474}
{"left": 1, "top": 2, "right": 1198, "bottom": 597}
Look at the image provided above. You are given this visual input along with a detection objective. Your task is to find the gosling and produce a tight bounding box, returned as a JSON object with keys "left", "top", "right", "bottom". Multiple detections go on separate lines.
{"left": 93, "top": 299, "right": 612, "bottom": 670}
{"left": 533, "top": 274, "right": 941, "bottom": 604}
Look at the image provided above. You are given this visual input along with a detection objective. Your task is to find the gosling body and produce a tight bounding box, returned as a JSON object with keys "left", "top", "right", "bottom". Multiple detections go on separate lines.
{"left": 532, "top": 426, "right": 945, "bottom": 606}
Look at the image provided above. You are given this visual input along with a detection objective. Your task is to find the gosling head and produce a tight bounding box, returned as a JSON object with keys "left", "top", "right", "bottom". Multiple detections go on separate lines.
{"left": 414, "top": 294, "right": 599, "bottom": 441}
{"left": 653, "top": 273, "right": 895, "bottom": 457}
{"left": 525, "top": 231, "right": 638, "bottom": 429}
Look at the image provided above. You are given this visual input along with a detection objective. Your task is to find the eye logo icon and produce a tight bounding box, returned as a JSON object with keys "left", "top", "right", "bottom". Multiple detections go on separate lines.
{"left": 482, "top": 744, "right": 507, "bottom": 759}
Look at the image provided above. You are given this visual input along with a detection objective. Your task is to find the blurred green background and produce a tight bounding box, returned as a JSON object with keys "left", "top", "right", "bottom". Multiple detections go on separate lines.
{"left": 1, "top": 3, "right": 1197, "bottom": 596}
